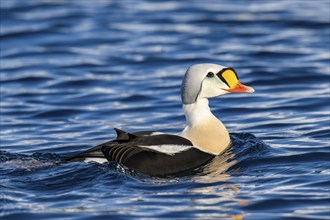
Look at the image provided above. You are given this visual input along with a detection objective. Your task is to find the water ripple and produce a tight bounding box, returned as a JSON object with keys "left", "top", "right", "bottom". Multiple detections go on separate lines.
{"left": 1, "top": 0, "right": 329, "bottom": 219}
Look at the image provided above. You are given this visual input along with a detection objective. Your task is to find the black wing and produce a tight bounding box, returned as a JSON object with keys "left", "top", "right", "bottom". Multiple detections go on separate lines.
{"left": 101, "top": 129, "right": 214, "bottom": 176}
{"left": 65, "top": 129, "right": 154, "bottom": 162}
{"left": 66, "top": 128, "right": 214, "bottom": 176}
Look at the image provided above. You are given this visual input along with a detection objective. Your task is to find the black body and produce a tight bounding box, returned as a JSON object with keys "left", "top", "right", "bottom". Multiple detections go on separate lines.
{"left": 67, "top": 128, "right": 214, "bottom": 177}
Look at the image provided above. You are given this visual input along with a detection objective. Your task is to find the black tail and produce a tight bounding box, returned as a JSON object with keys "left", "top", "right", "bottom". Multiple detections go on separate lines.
{"left": 65, "top": 144, "right": 104, "bottom": 162}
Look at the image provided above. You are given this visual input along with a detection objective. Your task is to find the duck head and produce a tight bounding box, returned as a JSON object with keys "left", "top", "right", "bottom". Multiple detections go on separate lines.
{"left": 181, "top": 63, "right": 254, "bottom": 105}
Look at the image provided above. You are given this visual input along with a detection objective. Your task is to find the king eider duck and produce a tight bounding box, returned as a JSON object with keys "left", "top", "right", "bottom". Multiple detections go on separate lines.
{"left": 67, "top": 63, "right": 254, "bottom": 176}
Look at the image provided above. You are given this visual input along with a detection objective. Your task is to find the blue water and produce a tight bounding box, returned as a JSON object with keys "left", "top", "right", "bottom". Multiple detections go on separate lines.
{"left": 1, "top": 0, "right": 329, "bottom": 219}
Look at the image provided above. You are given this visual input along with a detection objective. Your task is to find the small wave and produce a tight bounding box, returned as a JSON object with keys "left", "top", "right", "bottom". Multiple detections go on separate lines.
{"left": 0, "top": 151, "right": 62, "bottom": 171}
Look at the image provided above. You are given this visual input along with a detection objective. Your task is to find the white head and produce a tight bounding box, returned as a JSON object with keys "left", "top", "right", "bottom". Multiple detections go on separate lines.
{"left": 181, "top": 63, "right": 254, "bottom": 104}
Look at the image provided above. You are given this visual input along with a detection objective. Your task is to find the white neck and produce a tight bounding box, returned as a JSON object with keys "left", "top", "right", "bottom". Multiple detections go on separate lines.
{"left": 180, "top": 98, "right": 230, "bottom": 155}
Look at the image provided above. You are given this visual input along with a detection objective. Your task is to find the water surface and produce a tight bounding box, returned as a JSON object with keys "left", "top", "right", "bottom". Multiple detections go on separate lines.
{"left": 1, "top": 0, "right": 329, "bottom": 219}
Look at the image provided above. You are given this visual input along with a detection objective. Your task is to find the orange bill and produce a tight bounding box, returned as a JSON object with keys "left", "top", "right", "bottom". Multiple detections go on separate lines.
{"left": 225, "top": 81, "right": 254, "bottom": 93}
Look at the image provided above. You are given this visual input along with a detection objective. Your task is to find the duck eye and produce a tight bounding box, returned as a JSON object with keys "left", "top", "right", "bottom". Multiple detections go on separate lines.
{"left": 207, "top": 72, "right": 214, "bottom": 78}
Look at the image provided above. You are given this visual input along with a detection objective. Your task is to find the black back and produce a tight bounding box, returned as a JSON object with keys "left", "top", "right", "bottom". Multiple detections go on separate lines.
{"left": 66, "top": 128, "right": 215, "bottom": 176}
{"left": 101, "top": 129, "right": 214, "bottom": 176}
